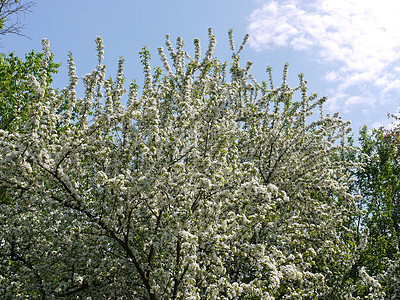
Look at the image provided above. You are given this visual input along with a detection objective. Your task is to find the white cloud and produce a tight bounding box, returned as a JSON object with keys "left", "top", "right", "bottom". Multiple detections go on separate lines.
{"left": 247, "top": 0, "right": 400, "bottom": 111}
{"left": 325, "top": 71, "right": 339, "bottom": 82}
{"left": 345, "top": 96, "right": 362, "bottom": 107}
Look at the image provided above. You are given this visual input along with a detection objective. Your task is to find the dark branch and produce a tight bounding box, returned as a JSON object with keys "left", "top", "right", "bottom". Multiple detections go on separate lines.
{"left": 0, "top": 0, "right": 35, "bottom": 39}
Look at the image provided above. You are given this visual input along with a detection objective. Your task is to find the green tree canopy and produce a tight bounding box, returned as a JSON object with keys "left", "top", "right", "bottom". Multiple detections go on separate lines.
{"left": 353, "top": 124, "right": 400, "bottom": 298}
{"left": 0, "top": 41, "right": 60, "bottom": 131}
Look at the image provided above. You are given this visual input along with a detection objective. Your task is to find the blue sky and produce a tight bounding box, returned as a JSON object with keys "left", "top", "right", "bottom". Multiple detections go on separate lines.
{"left": 2, "top": 0, "right": 400, "bottom": 133}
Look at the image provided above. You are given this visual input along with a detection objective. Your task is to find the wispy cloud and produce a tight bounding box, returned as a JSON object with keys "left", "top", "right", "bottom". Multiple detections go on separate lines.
{"left": 247, "top": 0, "right": 400, "bottom": 112}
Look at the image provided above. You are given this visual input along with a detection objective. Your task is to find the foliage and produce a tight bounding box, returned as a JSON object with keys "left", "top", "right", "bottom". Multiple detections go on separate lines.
{"left": 353, "top": 125, "right": 400, "bottom": 299}
{"left": 0, "top": 30, "right": 386, "bottom": 299}
{"left": 0, "top": 41, "right": 60, "bottom": 131}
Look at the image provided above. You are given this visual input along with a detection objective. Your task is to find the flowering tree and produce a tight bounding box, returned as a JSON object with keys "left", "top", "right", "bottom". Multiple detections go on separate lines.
{"left": 0, "top": 30, "right": 385, "bottom": 299}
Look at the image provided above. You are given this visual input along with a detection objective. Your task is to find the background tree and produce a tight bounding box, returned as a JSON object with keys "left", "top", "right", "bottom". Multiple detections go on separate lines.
{"left": 353, "top": 122, "right": 400, "bottom": 298}
{"left": 0, "top": 0, "right": 35, "bottom": 39}
{"left": 0, "top": 44, "right": 60, "bottom": 132}
{"left": 0, "top": 30, "right": 386, "bottom": 299}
